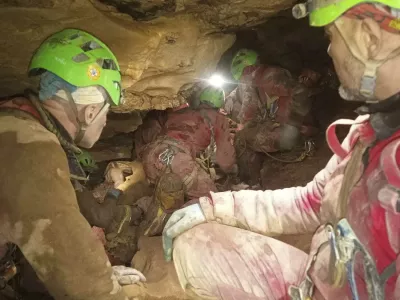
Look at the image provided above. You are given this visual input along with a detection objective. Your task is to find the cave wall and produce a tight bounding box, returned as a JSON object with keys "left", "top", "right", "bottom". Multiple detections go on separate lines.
{"left": 0, "top": 0, "right": 296, "bottom": 111}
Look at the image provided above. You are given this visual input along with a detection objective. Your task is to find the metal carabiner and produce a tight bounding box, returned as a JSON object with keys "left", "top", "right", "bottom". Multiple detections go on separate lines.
{"left": 159, "top": 148, "right": 175, "bottom": 166}
{"left": 304, "top": 140, "right": 316, "bottom": 156}
{"left": 326, "top": 224, "right": 347, "bottom": 288}
{"left": 269, "top": 101, "right": 279, "bottom": 119}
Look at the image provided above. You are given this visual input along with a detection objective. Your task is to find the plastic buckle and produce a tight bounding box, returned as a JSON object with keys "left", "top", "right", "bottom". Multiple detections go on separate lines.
{"left": 360, "top": 75, "right": 376, "bottom": 100}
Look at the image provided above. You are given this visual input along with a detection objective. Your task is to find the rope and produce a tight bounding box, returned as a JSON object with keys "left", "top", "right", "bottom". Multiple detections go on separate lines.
{"left": 25, "top": 90, "right": 82, "bottom": 154}
{"left": 237, "top": 136, "right": 312, "bottom": 164}
{"left": 262, "top": 148, "right": 308, "bottom": 163}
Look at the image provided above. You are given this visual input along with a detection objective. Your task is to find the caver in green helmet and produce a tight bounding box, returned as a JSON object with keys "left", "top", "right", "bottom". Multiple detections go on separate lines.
{"left": 29, "top": 29, "right": 122, "bottom": 106}
{"left": 77, "top": 150, "right": 98, "bottom": 172}
{"left": 292, "top": 0, "right": 400, "bottom": 99}
{"left": 231, "top": 49, "right": 258, "bottom": 81}
{"left": 292, "top": 0, "right": 400, "bottom": 28}
{"left": 199, "top": 86, "right": 225, "bottom": 109}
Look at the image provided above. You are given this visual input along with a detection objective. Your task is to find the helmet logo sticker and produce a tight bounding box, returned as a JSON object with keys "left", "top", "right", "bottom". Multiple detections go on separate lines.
{"left": 55, "top": 57, "right": 66, "bottom": 65}
{"left": 87, "top": 64, "right": 101, "bottom": 81}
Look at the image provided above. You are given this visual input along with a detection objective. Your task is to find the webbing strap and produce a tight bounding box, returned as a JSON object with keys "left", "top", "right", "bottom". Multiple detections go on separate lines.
{"left": 380, "top": 261, "right": 396, "bottom": 284}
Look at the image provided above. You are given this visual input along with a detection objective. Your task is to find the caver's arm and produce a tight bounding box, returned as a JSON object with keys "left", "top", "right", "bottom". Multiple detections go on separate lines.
{"left": 199, "top": 126, "right": 355, "bottom": 236}
{"left": 0, "top": 122, "right": 128, "bottom": 300}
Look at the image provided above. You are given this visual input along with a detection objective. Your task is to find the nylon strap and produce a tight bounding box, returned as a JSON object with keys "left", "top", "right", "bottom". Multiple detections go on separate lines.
{"left": 335, "top": 140, "right": 367, "bottom": 221}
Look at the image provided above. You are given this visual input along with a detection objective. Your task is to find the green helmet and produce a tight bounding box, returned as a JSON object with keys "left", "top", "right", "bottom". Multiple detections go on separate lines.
{"left": 29, "top": 29, "right": 122, "bottom": 106}
{"left": 292, "top": 0, "right": 400, "bottom": 28}
{"left": 77, "top": 150, "right": 98, "bottom": 172}
{"left": 231, "top": 49, "right": 258, "bottom": 81}
{"left": 199, "top": 86, "right": 225, "bottom": 109}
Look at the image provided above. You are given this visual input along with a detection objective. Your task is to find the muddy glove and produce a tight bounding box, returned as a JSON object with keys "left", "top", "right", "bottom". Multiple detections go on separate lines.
{"left": 112, "top": 266, "right": 146, "bottom": 285}
{"left": 162, "top": 204, "right": 206, "bottom": 262}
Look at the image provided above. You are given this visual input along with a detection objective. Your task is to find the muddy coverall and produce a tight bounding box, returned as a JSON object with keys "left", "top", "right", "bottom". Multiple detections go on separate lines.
{"left": 135, "top": 107, "right": 236, "bottom": 200}
{"left": 225, "top": 65, "right": 317, "bottom": 150}
{"left": 170, "top": 112, "right": 400, "bottom": 299}
{"left": 225, "top": 65, "right": 317, "bottom": 184}
{"left": 0, "top": 97, "right": 129, "bottom": 300}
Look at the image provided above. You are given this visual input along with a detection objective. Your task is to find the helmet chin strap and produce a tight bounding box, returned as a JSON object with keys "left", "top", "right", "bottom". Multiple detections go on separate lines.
{"left": 74, "top": 125, "right": 88, "bottom": 145}
{"left": 334, "top": 19, "right": 400, "bottom": 103}
{"left": 61, "top": 89, "right": 89, "bottom": 145}
{"left": 61, "top": 88, "right": 109, "bottom": 145}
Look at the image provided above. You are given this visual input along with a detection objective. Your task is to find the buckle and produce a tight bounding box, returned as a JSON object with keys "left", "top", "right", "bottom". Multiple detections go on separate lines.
{"left": 360, "top": 75, "right": 376, "bottom": 100}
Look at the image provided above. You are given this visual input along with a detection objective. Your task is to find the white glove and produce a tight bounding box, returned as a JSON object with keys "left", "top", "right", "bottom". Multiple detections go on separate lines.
{"left": 112, "top": 266, "right": 146, "bottom": 285}
{"left": 162, "top": 204, "right": 206, "bottom": 262}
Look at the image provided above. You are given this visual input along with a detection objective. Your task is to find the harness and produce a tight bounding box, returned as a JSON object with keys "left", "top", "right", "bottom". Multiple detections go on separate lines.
{"left": 289, "top": 117, "right": 399, "bottom": 300}
{"left": 253, "top": 69, "right": 316, "bottom": 164}
{"left": 156, "top": 137, "right": 197, "bottom": 191}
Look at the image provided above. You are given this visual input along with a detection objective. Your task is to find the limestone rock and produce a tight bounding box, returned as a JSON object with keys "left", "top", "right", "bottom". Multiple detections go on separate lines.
{"left": 89, "top": 133, "right": 133, "bottom": 162}
{"left": 0, "top": 0, "right": 235, "bottom": 111}
{"left": 101, "top": 111, "right": 144, "bottom": 138}
{"left": 125, "top": 236, "right": 188, "bottom": 299}
{"left": 0, "top": 0, "right": 296, "bottom": 111}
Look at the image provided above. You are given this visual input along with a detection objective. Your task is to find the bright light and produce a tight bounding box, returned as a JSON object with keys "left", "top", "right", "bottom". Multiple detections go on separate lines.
{"left": 208, "top": 74, "right": 225, "bottom": 87}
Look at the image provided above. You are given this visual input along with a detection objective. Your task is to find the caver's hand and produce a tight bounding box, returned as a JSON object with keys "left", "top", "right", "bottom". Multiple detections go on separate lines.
{"left": 112, "top": 266, "right": 146, "bottom": 285}
{"left": 162, "top": 204, "right": 206, "bottom": 262}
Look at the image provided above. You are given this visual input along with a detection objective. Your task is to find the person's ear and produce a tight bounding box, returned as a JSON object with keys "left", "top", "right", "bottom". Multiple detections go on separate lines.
{"left": 360, "top": 18, "right": 383, "bottom": 59}
{"left": 83, "top": 105, "right": 98, "bottom": 125}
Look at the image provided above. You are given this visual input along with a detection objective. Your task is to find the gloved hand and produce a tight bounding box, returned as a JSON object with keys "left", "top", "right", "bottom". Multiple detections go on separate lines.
{"left": 162, "top": 204, "right": 206, "bottom": 262}
{"left": 112, "top": 266, "right": 146, "bottom": 285}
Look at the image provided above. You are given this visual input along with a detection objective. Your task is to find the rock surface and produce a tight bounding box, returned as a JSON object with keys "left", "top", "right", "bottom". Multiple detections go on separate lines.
{"left": 0, "top": 0, "right": 295, "bottom": 111}
{"left": 101, "top": 111, "right": 144, "bottom": 138}
{"left": 125, "top": 236, "right": 187, "bottom": 299}
{"left": 89, "top": 133, "right": 134, "bottom": 162}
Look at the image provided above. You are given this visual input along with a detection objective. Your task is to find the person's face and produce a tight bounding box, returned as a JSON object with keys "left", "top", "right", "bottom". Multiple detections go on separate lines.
{"left": 78, "top": 103, "right": 109, "bottom": 148}
{"left": 324, "top": 19, "right": 372, "bottom": 101}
